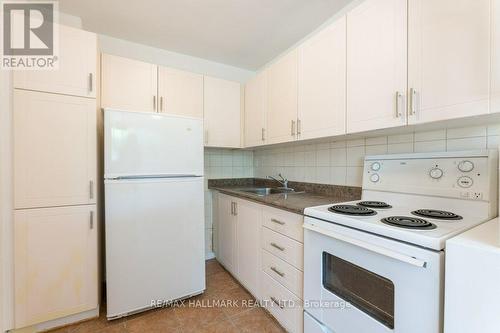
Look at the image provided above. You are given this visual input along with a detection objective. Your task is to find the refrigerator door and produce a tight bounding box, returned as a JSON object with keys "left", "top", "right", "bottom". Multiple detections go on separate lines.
{"left": 105, "top": 177, "right": 205, "bottom": 318}
{"left": 104, "top": 109, "right": 203, "bottom": 179}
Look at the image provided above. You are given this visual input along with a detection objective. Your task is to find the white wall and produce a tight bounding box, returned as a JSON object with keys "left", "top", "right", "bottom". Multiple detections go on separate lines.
{"left": 0, "top": 70, "right": 13, "bottom": 331}
{"left": 98, "top": 35, "right": 255, "bottom": 83}
{"left": 254, "top": 124, "right": 500, "bottom": 187}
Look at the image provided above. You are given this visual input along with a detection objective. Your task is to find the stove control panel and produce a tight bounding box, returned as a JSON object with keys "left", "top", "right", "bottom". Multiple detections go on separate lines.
{"left": 363, "top": 151, "right": 497, "bottom": 202}
{"left": 458, "top": 160, "right": 474, "bottom": 172}
{"left": 429, "top": 167, "right": 444, "bottom": 179}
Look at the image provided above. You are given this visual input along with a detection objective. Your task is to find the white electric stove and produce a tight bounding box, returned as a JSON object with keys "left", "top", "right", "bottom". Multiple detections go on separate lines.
{"left": 303, "top": 150, "right": 498, "bottom": 333}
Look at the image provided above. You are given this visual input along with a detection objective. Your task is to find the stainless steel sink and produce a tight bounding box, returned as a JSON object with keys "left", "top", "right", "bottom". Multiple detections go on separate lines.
{"left": 238, "top": 187, "right": 300, "bottom": 196}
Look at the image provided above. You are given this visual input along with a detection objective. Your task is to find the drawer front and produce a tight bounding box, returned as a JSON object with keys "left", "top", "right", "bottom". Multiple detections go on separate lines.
{"left": 261, "top": 271, "right": 303, "bottom": 333}
{"left": 263, "top": 206, "right": 304, "bottom": 242}
{"left": 262, "top": 249, "right": 303, "bottom": 299}
{"left": 262, "top": 227, "right": 303, "bottom": 270}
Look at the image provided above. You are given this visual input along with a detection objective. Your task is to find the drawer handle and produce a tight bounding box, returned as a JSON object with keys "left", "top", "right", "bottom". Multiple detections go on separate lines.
{"left": 271, "top": 218, "right": 285, "bottom": 225}
{"left": 270, "top": 266, "right": 285, "bottom": 277}
{"left": 270, "top": 296, "right": 284, "bottom": 309}
{"left": 270, "top": 242, "right": 285, "bottom": 251}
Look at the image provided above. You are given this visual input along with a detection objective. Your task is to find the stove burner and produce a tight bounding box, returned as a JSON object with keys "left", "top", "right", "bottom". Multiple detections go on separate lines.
{"left": 381, "top": 216, "right": 436, "bottom": 230}
{"left": 412, "top": 209, "right": 463, "bottom": 220}
{"left": 357, "top": 201, "right": 392, "bottom": 209}
{"left": 328, "top": 205, "right": 377, "bottom": 216}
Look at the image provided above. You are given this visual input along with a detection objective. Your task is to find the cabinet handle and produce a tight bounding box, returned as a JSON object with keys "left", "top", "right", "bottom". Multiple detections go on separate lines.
{"left": 270, "top": 297, "right": 284, "bottom": 309}
{"left": 291, "top": 120, "right": 296, "bottom": 136}
{"left": 409, "top": 88, "right": 417, "bottom": 115}
{"left": 153, "top": 95, "right": 157, "bottom": 112}
{"left": 88, "top": 73, "right": 93, "bottom": 93}
{"left": 395, "top": 91, "right": 403, "bottom": 118}
{"left": 89, "top": 180, "right": 94, "bottom": 200}
{"left": 270, "top": 242, "right": 285, "bottom": 251}
{"left": 297, "top": 119, "right": 301, "bottom": 136}
{"left": 270, "top": 266, "right": 285, "bottom": 277}
{"left": 270, "top": 218, "right": 285, "bottom": 225}
{"left": 89, "top": 211, "right": 94, "bottom": 229}
{"left": 160, "top": 96, "right": 164, "bottom": 112}
{"left": 230, "top": 202, "right": 234, "bottom": 215}
{"left": 233, "top": 202, "right": 237, "bottom": 216}
{"left": 261, "top": 128, "right": 265, "bottom": 141}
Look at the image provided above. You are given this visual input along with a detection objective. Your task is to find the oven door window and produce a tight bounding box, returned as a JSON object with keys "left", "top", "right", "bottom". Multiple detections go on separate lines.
{"left": 323, "top": 252, "right": 395, "bottom": 329}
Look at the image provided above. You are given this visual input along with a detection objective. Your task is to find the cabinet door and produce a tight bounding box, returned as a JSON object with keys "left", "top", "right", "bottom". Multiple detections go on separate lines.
{"left": 267, "top": 50, "right": 298, "bottom": 144}
{"left": 298, "top": 16, "right": 346, "bottom": 140}
{"left": 492, "top": 0, "right": 500, "bottom": 113}
{"left": 204, "top": 76, "right": 242, "bottom": 148}
{"left": 217, "top": 194, "right": 237, "bottom": 274}
{"left": 408, "top": 0, "right": 491, "bottom": 123}
{"left": 14, "top": 205, "right": 98, "bottom": 328}
{"left": 346, "top": 0, "right": 407, "bottom": 133}
{"left": 14, "top": 90, "right": 97, "bottom": 209}
{"left": 235, "top": 199, "right": 261, "bottom": 296}
{"left": 158, "top": 66, "right": 203, "bottom": 118}
{"left": 244, "top": 71, "right": 267, "bottom": 147}
{"left": 101, "top": 54, "right": 158, "bottom": 112}
{"left": 14, "top": 25, "right": 97, "bottom": 98}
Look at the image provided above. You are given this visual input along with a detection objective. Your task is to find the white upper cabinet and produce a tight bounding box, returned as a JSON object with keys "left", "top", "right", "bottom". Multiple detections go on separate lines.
{"left": 158, "top": 66, "right": 203, "bottom": 118}
{"left": 14, "top": 205, "right": 98, "bottom": 328}
{"left": 408, "top": 0, "right": 491, "bottom": 124}
{"left": 244, "top": 71, "right": 267, "bottom": 147}
{"left": 101, "top": 54, "right": 158, "bottom": 112}
{"left": 204, "top": 76, "right": 242, "bottom": 148}
{"left": 14, "top": 24, "right": 97, "bottom": 98}
{"left": 346, "top": 0, "right": 407, "bottom": 133}
{"left": 492, "top": 0, "right": 500, "bottom": 113}
{"left": 267, "top": 50, "right": 299, "bottom": 144}
{"left": 298, "top": 16, "right": 346, "bottom": 140}
{"left": 14, "top": 90, "right": 97, "bottom": 209}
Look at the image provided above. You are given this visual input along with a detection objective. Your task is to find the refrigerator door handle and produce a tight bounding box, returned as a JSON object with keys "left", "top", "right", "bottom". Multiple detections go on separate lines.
{"left": 106, "top": 174, "right": 202, "bottom": 180}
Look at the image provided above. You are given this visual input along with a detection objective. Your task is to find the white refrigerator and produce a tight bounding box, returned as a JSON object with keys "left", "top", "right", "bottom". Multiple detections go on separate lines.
{"left": 104, "top": 109, "right": 205, "bottom": 319}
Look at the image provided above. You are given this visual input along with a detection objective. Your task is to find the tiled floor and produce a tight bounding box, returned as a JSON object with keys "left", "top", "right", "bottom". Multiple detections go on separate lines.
{"left": 49, "top": 260, "right": 286, "bottom": 333}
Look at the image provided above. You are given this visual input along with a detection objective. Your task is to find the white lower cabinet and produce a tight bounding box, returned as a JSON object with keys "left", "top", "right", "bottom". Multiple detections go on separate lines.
{"left": 260, "top": 270, "right": 303, "bottom": 333}
{"left": 217, "top": 194, "right": 237, "bottom": 275}
{"left": 235, "top": 199, "right": 262, "bottom": 296}
{"left": 14, "top": 205, "right": 98, "bottom": 329}
{"left": 216, "top": 193, "right": 304, "bottom": 333}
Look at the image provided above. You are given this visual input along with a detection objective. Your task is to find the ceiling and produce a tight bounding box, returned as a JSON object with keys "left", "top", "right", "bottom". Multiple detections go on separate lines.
{"left": 59, "top": 0, "right": 353, "bottom": 70}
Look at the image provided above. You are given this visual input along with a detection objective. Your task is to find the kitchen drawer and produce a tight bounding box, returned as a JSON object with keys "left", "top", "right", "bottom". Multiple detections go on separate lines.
{"left": 263, "top": 206, "right": 304, "bottom": 243}
{"left": 262, "top": 227, "right": 303, "bottom": 270}
{"left": 260, "top": 270, "right": 303, "bottom": 333}
{"left": 262, "top": 249, "right": 303, "bottom": 298}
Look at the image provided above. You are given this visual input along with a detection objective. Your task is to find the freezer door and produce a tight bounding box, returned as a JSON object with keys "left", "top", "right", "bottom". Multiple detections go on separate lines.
{"left": 105, "top": 177, "right": 205, "bottom": 318}
{"left": 104, "top": 109, "right": 203, "bottom": 178}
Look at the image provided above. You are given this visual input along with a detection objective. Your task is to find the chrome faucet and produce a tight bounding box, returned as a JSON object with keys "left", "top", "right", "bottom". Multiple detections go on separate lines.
{"left": 268, "top": 173, "right": 290, "bottom": 189}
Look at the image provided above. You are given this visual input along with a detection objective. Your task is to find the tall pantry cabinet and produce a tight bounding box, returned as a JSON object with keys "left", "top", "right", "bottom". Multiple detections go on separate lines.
{"left": 12, "top": 24, "right": 98, "bottom": 329}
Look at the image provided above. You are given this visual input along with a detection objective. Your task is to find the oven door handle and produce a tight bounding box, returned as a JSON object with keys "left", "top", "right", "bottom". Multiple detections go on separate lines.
{"left": 304, "top": 224, "right": 427, "bottom": 268}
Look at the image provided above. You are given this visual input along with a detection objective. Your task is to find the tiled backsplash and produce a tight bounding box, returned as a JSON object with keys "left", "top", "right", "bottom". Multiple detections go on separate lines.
{"left": 253, "top": 124, "right": 500, "bottom": 187}
{"left": 204, "top": 148, "right": 254, "bottom": 257}
{"left": 204, "top": 123, "right": 500, "bottom": 257}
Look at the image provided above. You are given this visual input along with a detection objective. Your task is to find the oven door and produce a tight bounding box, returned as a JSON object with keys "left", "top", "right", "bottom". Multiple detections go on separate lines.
{"left": 304, "top": 217, "right": 444, "bottom": 333}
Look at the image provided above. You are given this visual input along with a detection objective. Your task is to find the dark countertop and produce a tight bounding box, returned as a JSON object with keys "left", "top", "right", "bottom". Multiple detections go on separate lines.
{"left": 208, "top": 178, "right": 361, "bottom": 215}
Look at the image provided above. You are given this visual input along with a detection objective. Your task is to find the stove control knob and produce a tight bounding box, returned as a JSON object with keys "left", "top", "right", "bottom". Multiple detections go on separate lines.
{"left": 458, "top": 160, "right": 474, "bottom": 173}
{"left": 457, "top": 176, "right": 473, "bottom": 188}
{"left": 370, "top": 173, "right": 380, "bottom": 183}
{"left": 429, "top": 167, "right": 443, "bottom": 179}
{"left": 371, "top": 162, "right": 381, "bottom": 171}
